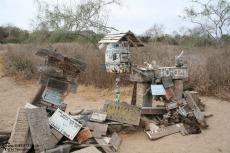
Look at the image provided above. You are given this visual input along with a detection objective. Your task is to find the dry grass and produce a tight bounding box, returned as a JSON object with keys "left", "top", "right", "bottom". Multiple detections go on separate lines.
{"left": 1, "top": 42, "right": 230, "bottom": 100}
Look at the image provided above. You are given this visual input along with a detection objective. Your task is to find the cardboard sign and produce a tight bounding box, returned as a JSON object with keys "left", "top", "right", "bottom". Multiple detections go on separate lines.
{"left": 151, "top": 85, "right": 166, "bottom": 95}
{"left": 104, "top": 102, "right": 141, "bottom": 125}
{"left": 49, "top": 109, "right": 82, "bottom": 140}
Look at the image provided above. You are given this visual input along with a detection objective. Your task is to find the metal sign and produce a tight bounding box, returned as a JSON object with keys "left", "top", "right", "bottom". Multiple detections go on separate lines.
{"left": 151, "top": 85, "right": 166, "bottom": 95}
{"left": 156, "top": 67, "right": 188, "bottom": 79}
{"left": 49, "top": 109, "right": 82, "bottom": 140}
{"left": 104, "top": 102, "right": 141, "bottom": 125}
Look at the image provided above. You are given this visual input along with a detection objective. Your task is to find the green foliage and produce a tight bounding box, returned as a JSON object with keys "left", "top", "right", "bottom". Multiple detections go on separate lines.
{"left": 0, "top": 26, "right": 29, "bottom": 43}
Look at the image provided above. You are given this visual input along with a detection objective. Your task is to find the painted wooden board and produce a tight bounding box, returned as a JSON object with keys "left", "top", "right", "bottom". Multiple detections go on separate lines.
{"left": 8, "top": 108, "right": 32, "bottom": 153}
{"left": 42, "top": 88, "right": 63, "bottom": 105}
{"left": 155, "top": 67, "right": 188, "bottom": 79}
{"left": 104, "top": 102, "right": 141, "bottom": 126}
{"left": 49, "top": 109, "right": 82, "bottom": 140}
{"left": 26, "top": 108, "right": 55, "bottom": 153}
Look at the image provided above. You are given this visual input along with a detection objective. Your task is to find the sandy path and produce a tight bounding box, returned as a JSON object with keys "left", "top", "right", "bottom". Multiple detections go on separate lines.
{"left": 0, "top": 76, "right": 230, "bottom": 153}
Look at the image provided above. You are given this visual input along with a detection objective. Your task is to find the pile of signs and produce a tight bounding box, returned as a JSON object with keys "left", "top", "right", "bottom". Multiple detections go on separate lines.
{"left": 0, "top": 50, "right": 210, "bottom": 153}
{"left": 129, "top": 52, "right": 209, "bottom": 140}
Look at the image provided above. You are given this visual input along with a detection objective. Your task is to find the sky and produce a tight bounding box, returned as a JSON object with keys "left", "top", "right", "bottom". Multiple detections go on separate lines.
{"left": 0, "top": 0, "right": 194, "bottom": 34}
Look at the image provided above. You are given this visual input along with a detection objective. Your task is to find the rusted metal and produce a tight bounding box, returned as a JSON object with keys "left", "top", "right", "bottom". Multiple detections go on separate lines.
{"left": 77, "top": 128, "right": 92, "bottom": 144}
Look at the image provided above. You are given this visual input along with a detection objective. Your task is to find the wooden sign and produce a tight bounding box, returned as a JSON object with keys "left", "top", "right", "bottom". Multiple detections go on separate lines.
{"left": 156, "top": 67, "right": 188, "bottom": 79}
{"left": 104, "top": 102, "right": 141, "bottom": 126}
{"left": 8, "top": 108, "right": 32, "bottom": 153}
{"left": 26, "top": 108, "right": 55, "bottom": 153}
{"left": 49, "top": 109, "right": 82, "bottom": 140}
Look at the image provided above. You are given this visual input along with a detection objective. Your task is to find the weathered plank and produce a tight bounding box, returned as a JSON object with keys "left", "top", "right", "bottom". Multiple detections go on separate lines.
{"left": 50, "top": 128, "right": 63, "bottom": 145}
{"left": 174, "top": 80, "right": 184, "bottom": 100}
{"left": 72, "top": 146, "right": 102, "bottom": 153}
{"left": 136, "top": 83, "right": 152, "bottom": 107}
{"left": 141, "top": 107, "right": 167, "bottom": 115}
{"left": 49, "top": 109, "right": 82, "bottom": 140}
{"left": 184, "top": 91, "right": 207, "bottom": 128}
{"left": 110, "top": 133, "right": 122, "bottom": 151}
{"left": 26, "top": 108, "right": 55, "bottom": 153}
{"left": 90, "top": 112, "right": 107, "bottom": 123}
{"left": 145, "top": 124, "right": 187, "bottom": 140}
{"left": 8, "top": 108, "right": 32, "bottom": 153}
{"left": 95, "top": 138, "right": 113, "bottom": 153}
{"left": 86, "top": 122, "right": 108, "bottom": 138}
{"left": 104, "top": 102, "right": 141, "bottom": 125}
{"left": 40, "top": 144, "right": 71, "bottom": 153}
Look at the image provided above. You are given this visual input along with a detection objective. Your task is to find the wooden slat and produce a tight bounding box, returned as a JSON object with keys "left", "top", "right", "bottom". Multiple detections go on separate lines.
{"left": 8, "top": 108, "right": 32, "bottom": 153}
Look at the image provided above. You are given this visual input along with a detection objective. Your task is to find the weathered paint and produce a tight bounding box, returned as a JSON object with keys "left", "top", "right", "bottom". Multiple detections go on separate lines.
{"left": 104, "top": 102, "right": 141, "bottom": 125}
{"left": 156, "top": 67, "right": 188, "bottom": 79}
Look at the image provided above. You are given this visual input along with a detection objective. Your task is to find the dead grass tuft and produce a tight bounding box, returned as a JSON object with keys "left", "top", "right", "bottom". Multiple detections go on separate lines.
{"left": 1, "top": 42, "right": 230, "bottom": 100}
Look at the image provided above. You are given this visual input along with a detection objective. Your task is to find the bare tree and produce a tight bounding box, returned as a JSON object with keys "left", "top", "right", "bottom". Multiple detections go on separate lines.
{"left": 182, "top": 0, "right": 230, "bottom": 43}
{"left": 143, "top": 24, "right": 164, "bottom": 38}
{"left": 33, "top": 0, "right": 120, "bottom": 35}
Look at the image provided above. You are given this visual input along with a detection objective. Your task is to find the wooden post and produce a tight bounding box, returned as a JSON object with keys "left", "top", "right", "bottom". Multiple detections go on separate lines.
{"left": 136, "top": 83, "right": 152, "bottom": 107}
{"left": 115, "top": 76, "right": 120, "bottom": 104}
{"left": 174, "top": 80, "right": 183, "bottom": 100}
{"left": 131, "top": 82, "right": 137, "bottom": 105}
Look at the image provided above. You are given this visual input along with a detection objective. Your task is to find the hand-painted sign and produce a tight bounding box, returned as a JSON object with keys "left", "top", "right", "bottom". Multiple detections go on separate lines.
{"left": 49, "top": 109, "right": 82, "bottom": 140}
{"left": 156, "top": 67, "right": 188, "bottom": 79}
{"left": 104, "top": 102, "right": 141, "bottom": 125}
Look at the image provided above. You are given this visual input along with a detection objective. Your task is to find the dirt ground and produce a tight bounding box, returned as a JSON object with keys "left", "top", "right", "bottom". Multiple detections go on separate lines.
{"left": 0, "top": 76, "right": 230, "bottom": 153}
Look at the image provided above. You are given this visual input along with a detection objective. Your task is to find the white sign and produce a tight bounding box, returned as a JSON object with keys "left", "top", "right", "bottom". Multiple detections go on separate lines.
{"left": 151, "top": 85, "right": 166, "bottom": 95}
{"left": 49, "top": 109, "right": 82, "bottom": 140}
